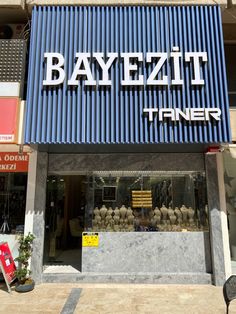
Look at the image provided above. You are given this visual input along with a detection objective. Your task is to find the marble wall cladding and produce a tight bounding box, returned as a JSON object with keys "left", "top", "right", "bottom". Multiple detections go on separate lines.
{"left": 34, "top": 152, "right": 48, "bottom": 215}
{"left": 48, "top": 153, "right": 205, "bottom": 173}
{"left": 29, "top": 151, "right": 226, "bottom": 286}
{"left": 30, "top": 152, "right": 48, "bottom": 283}
{"left": 82, "top": 232, "right": 211, "bottom": 274}
{"left": 205, "top": 154, "right": 227, "bottom": 286}
{"left": 42, "top": 272, "right": 212, "bottom": 284}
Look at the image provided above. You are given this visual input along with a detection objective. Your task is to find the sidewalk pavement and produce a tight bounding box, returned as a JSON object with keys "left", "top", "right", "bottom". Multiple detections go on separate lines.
{"left": 0, "top": 282, "right": 235, "bottom": 314}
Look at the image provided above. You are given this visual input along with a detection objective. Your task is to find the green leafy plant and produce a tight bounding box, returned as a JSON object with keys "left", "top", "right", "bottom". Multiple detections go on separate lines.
{"left": 14, "top": 232, "right": 35, "bottom": 284}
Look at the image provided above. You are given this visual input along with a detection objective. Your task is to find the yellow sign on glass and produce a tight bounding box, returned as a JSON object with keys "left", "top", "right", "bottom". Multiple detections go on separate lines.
{"left": 82, "top": 233, "right": 99, "bottom": 247}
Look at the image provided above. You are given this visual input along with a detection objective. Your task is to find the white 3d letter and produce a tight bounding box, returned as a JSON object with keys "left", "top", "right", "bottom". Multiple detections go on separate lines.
{"left": 185, "top": 52, "right": 208, "bottom": 85}
{"left": 94, "top": 53, "right": 118, "bottom": 86}
{"left": 121, "top": 53, "right": 144, "bottom": 86}
{"left": 43, "top": 53, "right": 65, "bottom": 86}
{"left": 170, "top": 47, "right": 183, "bottom": 85}
{"left": 146, "top": 53, "right": 168, "bottom": 86}
{"left": 68, "top": 53, "right": 96, "bottom": 86}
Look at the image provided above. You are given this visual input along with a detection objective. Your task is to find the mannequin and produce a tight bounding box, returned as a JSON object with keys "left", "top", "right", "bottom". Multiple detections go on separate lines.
{"left": 94, "top": 214, "right": 101, "bottom": 228}
{"left": 110, "top": 218, "right": 115, "bottom": 229}
{"left": 127, "top": 207, "right": 133, "bottom": 217}
{"left": 166, "top": 219, "right": 171, "bottom": 231}
{"left": 127, "top": 206, "right": 134, "bottom": 226}
{"left": 151, "top": 215, "right": 158, "bottom": 227}
{"left": 187, "top": 207, "right": 195, "bottom": 226}
{"left": 114, "top": 207, "right": 120, "bottom": 217}
{"left": 149, "top": 209, "right": 154, "bottom": 218}
{"left": 174, "top": 207, "right": 182, "bottom": 225}
{"left": 105, "top": 213, "right": 112, "bottom": 225}
{"left": 127, "top": 225, "right": 135, "bottom": 232}
{"left": 155, "top": 214, "right": 161, "bottom": 225}
{"left": 124, "top": 222, "right": 129, "bottom": 231}
{"left": 106, "top": 223, "right": 113, "bottom": 231}
{"left": 127, "top": 213, "right": 134, "bottom": 225}
{"left": 153, "top": 207, "right": 161, "bottom": 224}
{"left": 160, "top": 204, "right": 168, "bottom": 221}
{"left": 167, "top": 207, "right": 175, "bottom": 217}
{"left": 114, "top": 224, "right": 120, "bottom": 232}
{"left": 154, "top": 207, "right": 161, "bottom": 217}
{"left": 113, "top": 207, "right": 120, "bottom": 225}
{"left": 113, "top": 213, "right": 120, "bottom": 224}
{"left": 120, "top": 205, "right": 127, "bottom": 219}
{"left": 119, "top": 217, "right": 125, "bottom": 231}
{"left": 119, "top": 218, "right": 124, "bottom": 225}
{"left": 107, "top": 207, "right": 113, "bottom": 216}
{"left": 168, "top": 207, "right": 177, "bottom": 225}
{"left": 180, "top": 205, "right": 188, "bottom": 223}
{"left": 94, "top": 207, "right": 100, "bottom": 217}
{"left": 100, "top": 205, "right": 108, "bottom": 219}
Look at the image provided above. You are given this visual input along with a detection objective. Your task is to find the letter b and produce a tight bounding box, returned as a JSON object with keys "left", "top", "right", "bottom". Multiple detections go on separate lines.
{"left": 43, "top": 53, "right": 65, "bottom": 86}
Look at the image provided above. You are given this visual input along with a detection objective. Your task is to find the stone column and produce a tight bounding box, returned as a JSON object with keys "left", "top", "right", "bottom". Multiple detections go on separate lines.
{"left": 24, "top": 148, "right": 48, "bottom": 284}
{"left": 205, "top": 152, "right": 231, "bottom": 286}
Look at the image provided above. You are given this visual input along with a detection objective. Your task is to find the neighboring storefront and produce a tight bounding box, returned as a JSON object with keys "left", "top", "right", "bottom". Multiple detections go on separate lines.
{"left": 224, "top": 148, "right": 236, "bottom": 259}
{"left": 0, "top": 151, "right": 29, "bottom": 259}
{"left": 223, "top": 42, "right": 236, "bottom": 266}
{"left": 0, "top": 97, "right": 29, "bottom": 260}
{"left": 0, "top": 36, "right": 28, "bottom": 259}
{"left": 24, "top": 5, "right": 231, "bottom": 285}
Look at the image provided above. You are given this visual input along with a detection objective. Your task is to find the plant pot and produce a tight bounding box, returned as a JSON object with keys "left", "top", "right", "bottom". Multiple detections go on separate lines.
{"left": 15, "top": 280, "right": 35, "bottom": 293}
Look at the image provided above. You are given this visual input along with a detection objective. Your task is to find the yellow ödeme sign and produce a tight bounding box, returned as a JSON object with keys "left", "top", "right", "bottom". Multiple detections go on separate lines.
{"left": 82, "top": 233, "right": 99, "bottom": 247}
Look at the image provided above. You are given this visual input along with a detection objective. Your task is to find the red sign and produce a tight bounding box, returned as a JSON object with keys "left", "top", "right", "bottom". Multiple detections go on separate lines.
{"left": 207, "top": 146, "right": 220, "bottom": 153}
{"left": 0, "top": 98, "right": 19, "bottom": 143}
{"left": 0, "top": 242, "right": 16, "bottom": 285}
{"left": 0, "top": 152, "right": 29, "bottom": 172}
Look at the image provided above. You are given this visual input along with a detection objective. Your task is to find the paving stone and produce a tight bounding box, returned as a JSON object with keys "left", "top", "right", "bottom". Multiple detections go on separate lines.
{"left": 0, "top": 283, "right": 236, "bottom": 313}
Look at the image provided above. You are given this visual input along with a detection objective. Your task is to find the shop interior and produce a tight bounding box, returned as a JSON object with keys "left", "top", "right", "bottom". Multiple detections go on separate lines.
{"left": 43, "top": 171, "right": 208, "bottom": 272}
{"left": 43, "top": 176, "right": 86, "bottom": 271}
{"left": 0, "top": 172, "right": 28, "bottom": 235}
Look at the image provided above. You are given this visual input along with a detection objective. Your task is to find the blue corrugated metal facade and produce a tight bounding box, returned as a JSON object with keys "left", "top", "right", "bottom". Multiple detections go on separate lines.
{"left": 25, "top": 5, "right": 231, "bottom": 144}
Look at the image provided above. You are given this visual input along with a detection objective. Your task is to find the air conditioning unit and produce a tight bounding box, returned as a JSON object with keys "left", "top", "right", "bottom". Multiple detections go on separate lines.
{"left": 0, "top": 24, "right": 25, "bottom": 39}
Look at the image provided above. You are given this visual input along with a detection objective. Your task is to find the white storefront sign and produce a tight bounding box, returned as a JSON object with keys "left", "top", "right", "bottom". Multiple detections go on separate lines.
{"left": 143, "top": 108, "right": 221, "bottom": 122}
{"left": 42, "top": 48, "right": 222, "bottom": 122}
{"left": 43, "top": 47, "right": 207, "bottom": 87}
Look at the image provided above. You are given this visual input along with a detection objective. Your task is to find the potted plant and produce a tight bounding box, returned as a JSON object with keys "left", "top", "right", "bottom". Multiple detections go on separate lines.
{"left": 14, "top": 232, "right": 35, "bottom": 292}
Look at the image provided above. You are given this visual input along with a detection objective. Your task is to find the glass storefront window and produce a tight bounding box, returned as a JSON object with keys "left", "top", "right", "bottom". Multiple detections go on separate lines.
{"left": 0, "top": 173, "right": 28, "bottom": 234}
{"left": 225, "top": 44, "right": 236, "bottom": 108}
{"left": 45, "top": 171, "right": 208, "bottom": 237}
{"left": 89, "top": 171, "right": 208, "bottom": 232}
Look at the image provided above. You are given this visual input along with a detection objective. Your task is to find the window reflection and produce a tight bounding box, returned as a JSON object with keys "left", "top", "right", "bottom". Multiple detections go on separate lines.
{"left": 90, "top": 171, "right": 208, "bottom": 232}
{"left": 46, "top": 171, "right": 208, "bottom": 234}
